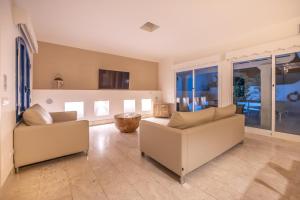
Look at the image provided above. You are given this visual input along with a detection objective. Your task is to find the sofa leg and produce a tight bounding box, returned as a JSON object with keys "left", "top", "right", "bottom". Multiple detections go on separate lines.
{"left": 15, "top": 167, "right": 19, "bottom": 174}
{"left": 141, "top": 152, "right": 145, "bottom": 157}
{"left": 84, "top": 150, "right": 89, "bottom": 156}
{"left": 180, "top": 176, "right": 185, "bottom": 184}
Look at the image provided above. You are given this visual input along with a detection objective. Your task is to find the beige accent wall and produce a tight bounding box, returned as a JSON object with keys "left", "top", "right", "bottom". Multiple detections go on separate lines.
{"left": 33, "top": 42, "right": 158, "bottom": 90}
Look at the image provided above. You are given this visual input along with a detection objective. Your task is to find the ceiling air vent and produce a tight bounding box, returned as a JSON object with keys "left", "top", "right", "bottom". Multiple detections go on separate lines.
{"left": 140, "top": 22, "right": 160, "bottom": 32}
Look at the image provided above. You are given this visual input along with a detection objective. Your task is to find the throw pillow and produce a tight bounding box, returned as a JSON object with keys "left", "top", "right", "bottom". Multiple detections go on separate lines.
{"left": 214, "top": 104, "right": 236, "bottom": 120}
{"left": 23, "top": 104, "right": 53, "bottom": 125}
{"left": 168, "top": 107, "right": 216, "bottom": 129}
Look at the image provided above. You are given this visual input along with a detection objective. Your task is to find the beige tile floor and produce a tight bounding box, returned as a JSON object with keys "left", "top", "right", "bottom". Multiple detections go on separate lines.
{"left": 0, "top": 123, "right": 300, "bottom": 200}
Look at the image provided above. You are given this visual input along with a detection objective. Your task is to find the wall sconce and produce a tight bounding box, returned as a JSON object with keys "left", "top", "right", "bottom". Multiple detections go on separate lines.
{"left": 53, "top": 74, "right": 64, "bottom": 89}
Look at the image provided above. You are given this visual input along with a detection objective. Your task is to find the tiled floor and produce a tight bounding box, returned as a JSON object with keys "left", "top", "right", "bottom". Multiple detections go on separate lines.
{"left": 1, "top": 123, "right": 300, "bottom": 200}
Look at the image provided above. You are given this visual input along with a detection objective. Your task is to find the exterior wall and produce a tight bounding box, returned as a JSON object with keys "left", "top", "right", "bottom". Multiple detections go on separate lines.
{"left": 33, "top": 42, "right": 159, "bottom": 90}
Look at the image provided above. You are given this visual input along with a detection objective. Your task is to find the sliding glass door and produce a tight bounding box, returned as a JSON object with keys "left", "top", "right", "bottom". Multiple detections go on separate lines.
{"left": 176, "top": 66, "right": 218, "bottom": 112}
{"left": 233, "top": 57, "right": 272, "bottom": 130}
{"left": 194, "top": 66, "right": 218, "bottom": 111}
{"left": 232, "top": 51, "right": 300, "bottom": 138}
{"left": 275, "top": 52, "right": 300, "bottom": 135}
{"left": 176, "top": 70, "right": 193, "bottom": 112}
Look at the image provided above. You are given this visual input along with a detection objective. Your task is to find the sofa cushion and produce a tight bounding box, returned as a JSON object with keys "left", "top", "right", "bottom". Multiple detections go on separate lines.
{"left": 143, "top": 118, "right": 170, "bottom": 126}
{"left": 214, "top": 104, "right": 236, "bottom": 120}
{"left": 168, "top": 107, "right": 216, "bottom": 129}
{"left": 23, "top": 104, "right": 53, "bottom": 126}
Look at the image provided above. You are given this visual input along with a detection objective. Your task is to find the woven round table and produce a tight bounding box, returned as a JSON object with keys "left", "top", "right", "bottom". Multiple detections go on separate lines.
{"left": 114, "top": 113, "right": 142, "bottom": 133}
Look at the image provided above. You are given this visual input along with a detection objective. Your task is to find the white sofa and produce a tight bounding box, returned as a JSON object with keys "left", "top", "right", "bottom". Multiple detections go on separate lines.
{"left": 139, "top": 105, "right": 245, "bottom": 183}
{"left": 14, "top": 104, "right": 89, "bottom": 171}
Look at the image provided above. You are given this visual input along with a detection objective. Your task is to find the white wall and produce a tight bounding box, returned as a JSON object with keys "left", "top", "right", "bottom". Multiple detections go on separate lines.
{"left": 158, "top": 59, "right": 174, "bottom": 104}
{"left": 0, "top": 0, "right": 19, "bottom": 186}
{"left": 32, "top": 89, "right": 162, "bottom": 122}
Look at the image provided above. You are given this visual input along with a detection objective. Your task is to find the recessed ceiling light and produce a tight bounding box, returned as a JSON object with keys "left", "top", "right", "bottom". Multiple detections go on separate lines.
{"left": 140, "top": 22, "right": 160, "bottom": 32}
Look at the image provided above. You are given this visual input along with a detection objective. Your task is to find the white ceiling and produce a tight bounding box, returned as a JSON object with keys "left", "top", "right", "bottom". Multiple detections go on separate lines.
{"left": 15, "top": 0, "right": 300, "bottom": 63}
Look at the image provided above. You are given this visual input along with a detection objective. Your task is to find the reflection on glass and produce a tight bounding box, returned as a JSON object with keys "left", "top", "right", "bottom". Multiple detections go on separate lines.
{"left": 176, "top": 70, "right": 193, "bottom": 112}
{"left": 233, "top": 57, "right": 272, "bottom": 130}
{"left": 194, "top": 66, "right": 218, "bottom": 111}
{"left": 275, "top": 52, "right": 300, "bottom": 135}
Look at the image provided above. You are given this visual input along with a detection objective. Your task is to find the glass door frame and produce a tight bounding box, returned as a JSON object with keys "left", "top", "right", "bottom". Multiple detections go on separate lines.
{"left": 272, "top": 50, "right": 300, "bottom": 142}
{"left": 174, "top": 64, "right": 220, "bottom": 112}
{"left": 231, "top": 54, "right": 273, "bottom": 136}
{"left": 230, "top": 49, "right": 300, "bottom": 142}
{"left": 232, "top": 56, "right": 272, "bottom": 131}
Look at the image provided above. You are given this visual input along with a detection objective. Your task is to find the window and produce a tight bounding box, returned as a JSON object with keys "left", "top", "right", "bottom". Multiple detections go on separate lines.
{"left": 94, "top": 101, "right": 109, "bottom": 116}
{"left": 141, "top": 99, "right": 152, "bottom": 112}
{"left": 64, "top": 102, "right": 84, "bottom": 118}
{"left": 176, "top": 66, "right": 218, "bottom": 112}
{"left": 124, "top": 100, "right": 135, "bottom": 113}
{"left": 16, "top": 37, "right": 31, "bottom": 122}
{"left": 233, "top": 57, "right": 272, "bottom": 130}
{"left": 194, "top": 66, "right": 218, "bottom": 111}
{"left": 176, "top": 70, "right": 193, "bottom": 111}
{"left": 231, "top": 52, "right": 300, "bottom": 137}
{"left": 275, "top": 52, "right": 300, "bottom": 135}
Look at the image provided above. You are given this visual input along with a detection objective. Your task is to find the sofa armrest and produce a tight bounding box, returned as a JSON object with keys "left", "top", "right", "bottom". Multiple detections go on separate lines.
{"left": 139, "top": 120, "right": 185, "bottom": 176}
{"left": 50, "top": 111, "right": 77, "bottom": 122}
{"left": 14, "top": 120, "right": 89, "bottom": 168}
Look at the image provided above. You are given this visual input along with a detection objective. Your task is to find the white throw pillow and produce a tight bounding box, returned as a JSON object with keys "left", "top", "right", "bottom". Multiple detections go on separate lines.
{"left": 23, "top": 104, "right": 53, "bottom": 125}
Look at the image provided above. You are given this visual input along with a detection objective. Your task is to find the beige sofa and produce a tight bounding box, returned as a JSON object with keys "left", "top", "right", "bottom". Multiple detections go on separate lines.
{"left": 14, "top": 104, "right": 89, "bottom": 171}
{"left": 139, "top": 105, "right": 245, "bottom": 183}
